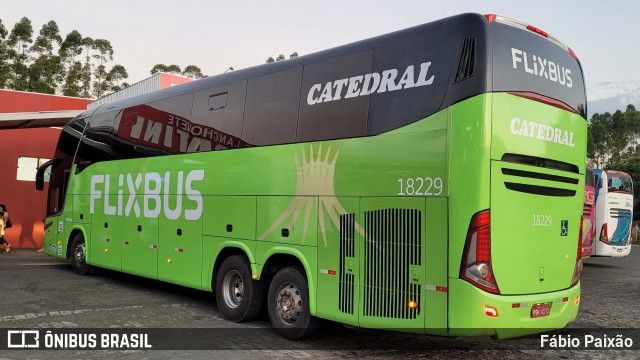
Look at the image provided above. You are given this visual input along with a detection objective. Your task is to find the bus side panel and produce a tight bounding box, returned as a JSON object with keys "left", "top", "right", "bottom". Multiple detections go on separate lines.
{"left": 316, "top": 197, "right": 360, "bottom": 327}
{"left": 88, "top": 193, "right": 122, "bottom": 271}
{"left": 256, "top": 196, "right": 318, "bottom": 247}
{"left": 425, "top": 197, "right": 448, "bottom": 335}
{"left": 447, "top": 95, "right": 492, "bottom": 277}
{"left": 203, "top": 196, "right": 257, "bottom": 241}
{"left": 121, "top": 195, "right": 159, "bottom": 279}
{"left": 158, "top": 211, "right": 203, "bottom": 289}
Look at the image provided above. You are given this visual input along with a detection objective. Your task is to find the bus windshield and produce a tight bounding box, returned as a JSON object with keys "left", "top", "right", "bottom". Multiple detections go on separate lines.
{"left": 607, "top": 172, "right": 633, "bottom": 193}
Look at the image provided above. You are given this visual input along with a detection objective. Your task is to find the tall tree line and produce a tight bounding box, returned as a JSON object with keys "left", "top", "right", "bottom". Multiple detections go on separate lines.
{"left": 587, "top": 104, "right": 640, "bottom": 215}
{"left": 0, "top": 17, "right": 128, "bottom": 98}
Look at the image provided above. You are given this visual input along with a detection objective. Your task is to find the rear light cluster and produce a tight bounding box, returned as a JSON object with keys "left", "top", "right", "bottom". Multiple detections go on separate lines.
{"left": 570, "top": 217, "right": 584, "bottom": 287}
{"left": 599, "top": 223, "right": 609, "bottom": 244}
{"left": 460, "top": 210, "right": 500, "bottom": 294}
{"left": 485, "top": 14, "right": 579, "bottom": 61}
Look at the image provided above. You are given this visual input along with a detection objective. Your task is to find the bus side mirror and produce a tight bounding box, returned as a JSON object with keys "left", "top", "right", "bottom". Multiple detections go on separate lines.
{"left": 36, "top": 159, "right": 58, "bottom": 191}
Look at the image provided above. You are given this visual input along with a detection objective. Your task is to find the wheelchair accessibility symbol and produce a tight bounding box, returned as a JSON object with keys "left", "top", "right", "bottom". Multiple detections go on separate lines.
{"left": 560, "top": 220, "right": 568, "bottom": 236}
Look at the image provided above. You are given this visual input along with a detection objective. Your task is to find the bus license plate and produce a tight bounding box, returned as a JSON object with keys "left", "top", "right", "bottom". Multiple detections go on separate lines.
{"left": 531, "top": 303, "right": 551, "bottom": 318}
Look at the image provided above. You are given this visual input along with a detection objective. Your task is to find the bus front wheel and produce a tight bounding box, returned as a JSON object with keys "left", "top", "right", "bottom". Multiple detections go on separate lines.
{"left": 267, "top": 266, "right": 318, "bottom": 340}
{"left": 70, "top": 233, "right": 90, "bottom": 275}
{"left": 215, "top": 255, "right": 264, "bottom": 322}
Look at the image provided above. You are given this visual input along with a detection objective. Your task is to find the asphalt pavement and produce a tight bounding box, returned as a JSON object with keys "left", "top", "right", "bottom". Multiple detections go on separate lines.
{"left": 0, "top": 246, "right": 638, "bottom": 359}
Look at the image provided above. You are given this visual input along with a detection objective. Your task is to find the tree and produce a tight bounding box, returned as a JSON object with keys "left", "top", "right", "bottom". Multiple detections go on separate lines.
{"left": 62, "top": 61, "right": 82, "bottom": 97}
{"left": 0, "top": 20, "right": 11, "bottom": 88}
{"left": 29, "top": 20, "right": 63, "bottom": 93}
{"left": 182, "top": 65, "right": 203, "bottom": 79}
{"left": 60, "top": 30, "right": 84, "bottom": 96}
{"left": 266, "top": 52, "right": 299, "bottom": 63}
{"left": 7, "top": 17, "right": 34, "bottom": 90}
{"left": 106, "top": 64, "right": 128, "bottom": 93}
{"left": 150, "top": 63, "right": 182, "bottom": 75}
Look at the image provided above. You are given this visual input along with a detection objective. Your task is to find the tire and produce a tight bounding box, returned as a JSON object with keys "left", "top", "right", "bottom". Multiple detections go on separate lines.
{"left": 215, "top": 255, "right": 264, "bottom": 322}
{"left": 70, "top": 233, "right": 90, "bottom": 275}
{"left": 267, "top": 266, "right": 318, "bottom": 340}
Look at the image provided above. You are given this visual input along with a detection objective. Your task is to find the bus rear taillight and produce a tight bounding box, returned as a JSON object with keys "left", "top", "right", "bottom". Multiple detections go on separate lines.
{"left": 571, "top": 217, "right": 583, "bottom": 287}
{"left": 460, "top": 210, "right": 500, "bottom": 294}
{"left": 599, "top": 223, "right": 610, "bottom": 244}
{"left": 526, "top": 25, "right": 548, "bottom": 37}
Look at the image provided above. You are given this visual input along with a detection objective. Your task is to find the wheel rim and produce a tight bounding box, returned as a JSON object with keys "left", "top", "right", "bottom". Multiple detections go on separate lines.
{"left": 275, "top": 282, "right": 302, "bottom": 325}
{"left": 222, "top": 270, "right": 244, "bottom": 309}
{"left": 74, "top": 243, "right": 86, "bottom": 265}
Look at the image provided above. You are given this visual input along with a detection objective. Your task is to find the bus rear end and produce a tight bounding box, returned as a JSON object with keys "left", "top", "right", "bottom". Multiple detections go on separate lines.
{"left": 595, "top": 170, "right": 633, "bottom": 257}
{"left": 450, "top": 15, "right": 586, "bottom": 338}
{"left": 582, "top": 164, "right": 596, "bottom": 258}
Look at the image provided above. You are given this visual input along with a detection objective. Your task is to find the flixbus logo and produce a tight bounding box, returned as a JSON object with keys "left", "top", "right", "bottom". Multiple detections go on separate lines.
{"left": 511, "top": 48, "right": 573, "bottom": 88}
{"left": 89, "top": 170, "right": 204, "bottom": 220}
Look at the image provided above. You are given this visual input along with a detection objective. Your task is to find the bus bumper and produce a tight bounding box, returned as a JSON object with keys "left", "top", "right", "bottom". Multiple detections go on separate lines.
{"left": 447, "top": 279, "right": 580, "bottom": 339}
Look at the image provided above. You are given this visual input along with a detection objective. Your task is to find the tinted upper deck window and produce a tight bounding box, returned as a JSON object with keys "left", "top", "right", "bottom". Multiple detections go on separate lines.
{"left": 491, "top": 22, "right": 587, "bottom": 118}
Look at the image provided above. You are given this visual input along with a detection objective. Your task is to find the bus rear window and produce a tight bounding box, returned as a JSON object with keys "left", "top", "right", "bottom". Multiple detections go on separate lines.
{"left": 490, "top": 22, "right": 586, "bottom": 118}
{"left": 585, "top": 166, "right": 594, "bottom": 187}
{"left": 606, "top": 172, "right": 633, "bottom": 194}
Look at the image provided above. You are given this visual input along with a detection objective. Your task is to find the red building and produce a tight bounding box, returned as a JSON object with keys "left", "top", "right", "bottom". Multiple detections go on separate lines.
{"left": 0, "top": 89, "right": 92, "bottom": 249}
{"left": 0, "top": 73, "right": 194, "bottom": 249}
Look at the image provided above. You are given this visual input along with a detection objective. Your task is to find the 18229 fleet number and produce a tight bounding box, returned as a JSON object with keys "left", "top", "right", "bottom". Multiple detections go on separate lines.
{"left": 397, "top": 177, "right": 443, "bottom": 196}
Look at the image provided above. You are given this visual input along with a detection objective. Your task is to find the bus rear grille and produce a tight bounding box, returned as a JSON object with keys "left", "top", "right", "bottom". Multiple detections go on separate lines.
{"left": 339, "top": 213, "right": 355, "bottom": 315}
{"left": 501, "top": 166, "right": 579, "bottom": 197}
{"left": 501, "top": 153, "right": 579, "bottom": 174}
{"left": 455, "top": 38, "right": 475, "bottom": 82}
{"left": 363, "top": 208, "right": 421, "bottom": 319}
{"left": 610, "top": 208, "right": 632, "bottom": 219}
{"left": 504, "top": 182, "right": 576, "bottom": 197}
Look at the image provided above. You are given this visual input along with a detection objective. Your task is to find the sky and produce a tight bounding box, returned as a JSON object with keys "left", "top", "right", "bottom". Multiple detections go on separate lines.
{"left": 1, "top": 0, "right": 638, "bottom": 116}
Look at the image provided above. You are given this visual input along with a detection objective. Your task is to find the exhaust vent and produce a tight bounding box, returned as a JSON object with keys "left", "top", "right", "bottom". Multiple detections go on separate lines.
{"left": 339, "top": 213, "right": 355, "bottom": 315}
{"left": 455, "top": 38, "right": 476, "bottom": 82}
{"left": 363, "top": 208, "right": 421, "bottom": 319}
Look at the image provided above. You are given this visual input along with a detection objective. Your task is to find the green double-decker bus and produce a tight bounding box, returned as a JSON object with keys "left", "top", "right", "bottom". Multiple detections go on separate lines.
{"left": 37, "top": 13, "right": 587, "bottom": 340}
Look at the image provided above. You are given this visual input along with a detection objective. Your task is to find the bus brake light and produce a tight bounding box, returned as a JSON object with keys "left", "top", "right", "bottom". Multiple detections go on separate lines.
{"left": 526, "top": 25, "right": 548, "bottom": 37}
{"left": 460, "top": 210, "right": 500, "bottom": 294}
{"left": 599, "top": 223, "right": 609, "bottom": 244}
{"left": 570, "top": 217, "right": 583, "bottom": 287}
{"left": 485, "top": 14, "right": 497, "bottom": 23}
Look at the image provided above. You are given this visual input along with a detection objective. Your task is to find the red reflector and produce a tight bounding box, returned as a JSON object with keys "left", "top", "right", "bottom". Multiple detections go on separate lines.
{"left": 568, "top": 47, "right": 578, "bottom": 60}
{"left": 485, "top": 14, "right": 497, "bottom": 23}
{"left": 563, "top": 297, "right": 569, "bottom": 302}
{"left": 436, "top": 286, "right": 448, "bottom": 293}
{"left": 484, "top": 305, "right": 498, "bottom": 317}
{"left": 527, "top": 25, "right": 548, "bottom": 37}
{"left": 512, "top": 303, "right": 521, "bottom": 308}
{"left": 328, "top": 270, "right": 337, "bottom": 275}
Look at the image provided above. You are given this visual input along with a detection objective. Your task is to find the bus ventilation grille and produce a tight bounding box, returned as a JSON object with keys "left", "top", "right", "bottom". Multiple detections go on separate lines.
{"left": 363, "top": 208, "right": 422, "bottom": 319}
{"left": 455, "top": 38, "right": 475, "bottom": 82}
{"left": 501, "top": 168, "right": 578, "bottom": 197}
{"left": 339, "top": 213, "right": 355, "bottom": 315}
{"left": 583, "top": 203, "right": 593, "bottom": 217}
{"left": 610, "top": 208, "right": 632, "bottom": 219}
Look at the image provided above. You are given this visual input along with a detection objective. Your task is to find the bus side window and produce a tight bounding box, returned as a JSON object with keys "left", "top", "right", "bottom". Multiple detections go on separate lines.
{"left": 243, "top": 67, "right": 302, "bottom": 146}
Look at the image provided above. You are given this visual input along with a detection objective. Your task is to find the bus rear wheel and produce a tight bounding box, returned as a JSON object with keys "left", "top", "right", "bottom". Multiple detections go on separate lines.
{"left": 70, "top": 233, "right": 90, "bottom": 275}
{"left": 215, "top": 255, "right": 264, "bottom": 322}
{"left": 267, "top": 266, "right": 318, "bottom": 340}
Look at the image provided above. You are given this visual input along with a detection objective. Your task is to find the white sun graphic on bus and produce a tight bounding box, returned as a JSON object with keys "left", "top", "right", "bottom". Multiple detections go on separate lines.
{"left": 258, "top": 144, "right": 364, "bottom": 245}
